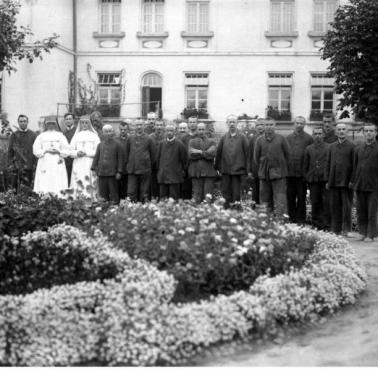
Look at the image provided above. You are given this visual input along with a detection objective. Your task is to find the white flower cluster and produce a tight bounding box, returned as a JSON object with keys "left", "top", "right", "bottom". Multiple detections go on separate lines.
{"left": 0, "top": 225, "right": 367, "bottom": 366}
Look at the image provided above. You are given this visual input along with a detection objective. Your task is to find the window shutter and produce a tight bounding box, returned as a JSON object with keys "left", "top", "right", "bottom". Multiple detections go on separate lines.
{"left": 199, "top": 3, "right": 209, "bottom": 33}
{"left": 271, "top": 2, "right": 281, "bottom": 32}
{"left": 187, "top": 3, "right": 197, "bottom": 32}
{"left": 155, "top": 2, "right": 164, "bottom": 32}
{"left": 112, "top": 2, "right": 121, "bottom": 32}
{"left": 143, "top": 3, "right": 153, "bottom": 33}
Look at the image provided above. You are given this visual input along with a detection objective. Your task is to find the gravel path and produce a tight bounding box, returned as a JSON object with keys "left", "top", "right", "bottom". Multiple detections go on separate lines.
{"left": 195, "top": 233, "right": 378, "bottom": 366}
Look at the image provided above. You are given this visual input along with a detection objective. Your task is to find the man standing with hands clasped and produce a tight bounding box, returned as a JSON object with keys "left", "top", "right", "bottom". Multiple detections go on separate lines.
{"left": 91, "top": 125, "right": 122, "bottom": 204}
{"left": 351, "top": 124, "right": 378, "bottom": 242}
{"left": 326, "top": 123, "right": 355, "bottom": 237}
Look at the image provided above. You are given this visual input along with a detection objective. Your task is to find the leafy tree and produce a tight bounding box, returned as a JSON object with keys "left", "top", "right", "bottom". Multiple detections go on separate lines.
{"left": 0, "top": 0, "right": 58, "bottom": 73}
{"left": 322, "top": 0, "right": 378, "bottom": 124}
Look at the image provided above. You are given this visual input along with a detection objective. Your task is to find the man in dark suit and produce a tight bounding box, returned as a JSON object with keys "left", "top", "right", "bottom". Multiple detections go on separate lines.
{"left": 8, "top": 114, "right": 37, "bottom": 191}
{"left": 351, "top": 124, "right": 378, "bottom": 242}
{"left": 117, "top": 119, "right": 130, "bottom": 199}
{"left": 326, "top": 123, "right": 355, "bottom": 237}
{"left": 286, "top": 116, "right": 314, "bottom": 223}
{"left": 63, "top": 112, "right": 76, "bottom": 187}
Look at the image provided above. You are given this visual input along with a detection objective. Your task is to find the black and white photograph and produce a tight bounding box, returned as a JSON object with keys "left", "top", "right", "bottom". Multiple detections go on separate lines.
{"left": 0, "top": 0, "right": 377, "bottom": 366}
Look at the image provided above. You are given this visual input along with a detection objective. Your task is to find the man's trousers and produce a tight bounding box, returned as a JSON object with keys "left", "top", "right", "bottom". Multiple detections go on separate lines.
{"left": 150, "top": 169, "right": 159, "bottom": 199}
{"left": 356, "top": 190, "right": 378, "bottom": 239}
{"left": 329, "top": 187, "right": 353, "bottom": 234}
{"left": 98, "top": 176, "right": 119, "bottom": 204}
{"left": 118, "top": 174, "right": 128, "bottom": 200}
{"left": 127, "top": 173, "right": 151, "bottom": 202}
{"left": 221, "top": 174, "right": 242, "bottom": 207}
{"left": 180, "top": 172, "right": 192, "bottom": 199}
{"left": 9, "top": 169, "right": 34, "bottom": 191}
{"left": 287, "top": 177, "right": 307, "bottom": 224}
{"left": 192, "top": 177, "right": 215, "bottom": 203}
{"left": 260, "top": 178, "right": 287, "bottom": 219}
{"left": 159, "top": 183, "right": 181, "bottom": 200}
{"left": 308, "top": 181, "right": 327, "bottom": 229}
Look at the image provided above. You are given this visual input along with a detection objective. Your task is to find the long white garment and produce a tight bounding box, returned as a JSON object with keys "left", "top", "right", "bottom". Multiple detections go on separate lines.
{"left": 69, "top": 130, "right": 100, "bottom": 198}
{"left": 33, "top": 131, "right": 70, "bottom": 196}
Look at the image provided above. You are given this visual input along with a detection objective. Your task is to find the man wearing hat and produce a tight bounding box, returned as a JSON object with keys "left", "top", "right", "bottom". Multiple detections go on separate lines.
{"left": 215, "top": 115, "right": 249, "bottom": 208}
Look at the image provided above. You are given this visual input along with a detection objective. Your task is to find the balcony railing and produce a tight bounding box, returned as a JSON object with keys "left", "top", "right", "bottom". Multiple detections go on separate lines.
{"left": 309, "top": 110, "right": 332, "bottom": 122}
{"left": 266, "top": 107, "right": 292, "bottom": 122}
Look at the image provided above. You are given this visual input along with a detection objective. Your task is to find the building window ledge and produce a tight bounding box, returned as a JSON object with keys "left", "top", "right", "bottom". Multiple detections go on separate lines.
{"left": 308, "top": 31, "right": 327, "bottom": 39}
{"left": 136, "top": 31, "right": 169, "bottom": 39}
{"left": 264, "top": 31, "right": 299, "bottom": 39}
{"left": 181, "top": 31, "right": 214, "bottom": 39}
{"left": 92, "top": 32, "right": 125, "bottom": 40}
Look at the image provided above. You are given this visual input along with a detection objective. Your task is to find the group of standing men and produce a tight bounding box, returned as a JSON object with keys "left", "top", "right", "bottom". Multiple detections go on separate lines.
{"left": 3, "top": 110, "right": 378, "bottom": 241}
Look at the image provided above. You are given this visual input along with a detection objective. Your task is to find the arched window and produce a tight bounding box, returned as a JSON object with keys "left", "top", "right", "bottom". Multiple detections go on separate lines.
{"left": 142, "top": 73, "right": 162, "bottom": 87}
{"left": 141, "top": 72, "right": 162, "bottom": 118}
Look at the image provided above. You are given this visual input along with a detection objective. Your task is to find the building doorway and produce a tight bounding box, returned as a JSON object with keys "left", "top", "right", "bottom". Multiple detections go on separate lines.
{"left": 141, "top": 72, "right": 162, "bottom": 118}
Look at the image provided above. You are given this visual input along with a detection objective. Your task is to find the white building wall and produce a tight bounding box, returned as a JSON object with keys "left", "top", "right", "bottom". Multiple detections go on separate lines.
{"left": 2, "top": 0, "right": 351, "bottom": 131}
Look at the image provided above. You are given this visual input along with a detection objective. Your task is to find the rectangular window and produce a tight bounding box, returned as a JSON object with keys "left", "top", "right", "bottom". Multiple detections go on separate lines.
{"left": 187, "top": 1, "right": 209, "bottom": 33}
{"left": 143, "top": 0, "right": 165, "bottom": 33}
{"left": 267, "top": 73, "right": 293, "bottom": 121}
{"left": 97, "top": 72, "right": 121, "bottom": 117}
{"left": 185, "top": 73, "right": 209, "bottom": 112}
{"left": 310, "top": 73, "right": 335, "bottom": 120}
{"left": 100, "top": 0, "right": 121, "bottom": 33}
{"left": 270, "top": 0, "right": 294, "bottom": 33}
{"left": 313, "top": 0, "right": 337, "bottom": 33}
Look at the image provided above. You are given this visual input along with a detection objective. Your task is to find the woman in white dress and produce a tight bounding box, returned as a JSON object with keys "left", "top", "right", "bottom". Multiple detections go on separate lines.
{"left": 69, "top": 116, "right": 100, "bottom": 198}
{"left": 33, "top": 117, "right": 69, "bottom": 196}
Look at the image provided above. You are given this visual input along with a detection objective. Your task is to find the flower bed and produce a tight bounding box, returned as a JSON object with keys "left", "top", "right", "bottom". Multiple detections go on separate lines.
{"left": 86, "top": 200, "right": 317, "bottom": 302}
{"left": 0, "top": 221, "right": 366, "bottom": 366}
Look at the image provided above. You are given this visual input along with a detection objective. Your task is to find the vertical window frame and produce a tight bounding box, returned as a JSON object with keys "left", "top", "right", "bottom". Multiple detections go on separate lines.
{"left": 270, "top": 0, "right": 295, "bottom": 33}
{"left": 186, "top": 1, "right": 209, "bottom": 33}
{"left": 313, "top": 0, "right": 338, "bottom": 33}
{"left": 142, "top": 0, "right": 165, "bottom": 33}
{"left": 100, "top": 0, "right": 121, "bottom": 34}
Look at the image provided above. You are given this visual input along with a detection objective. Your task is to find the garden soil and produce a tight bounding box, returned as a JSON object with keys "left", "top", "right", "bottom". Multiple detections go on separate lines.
{"left": 194, "top": 233, "right": 378, "bottom": 366}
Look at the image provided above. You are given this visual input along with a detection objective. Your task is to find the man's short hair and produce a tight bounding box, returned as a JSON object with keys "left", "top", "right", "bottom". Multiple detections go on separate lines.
{"left": 313, "top": 126, "right": 323, "bottom": 133}
{"left": 226, "top": 114, "right": 238, "bottom": 122}
{"left": 64, "top": 112, "right": 74, "bottom": 119}
{"left": 188, "top": 116, "right": 198, "bottom": 121}
{"left": 264, "top": 117, "right": 276, "bottom": 123}
{"left": 295, "top": 115, "right": 306, "bottom": 123}
{"left": 323, "top": 113, "right": 335, "bottom": 121}
{"left": 147, "top": 112, "right": 157, "bottom": 119}
{"left": 18, "top": 114, "right": 28, "bottom": 122}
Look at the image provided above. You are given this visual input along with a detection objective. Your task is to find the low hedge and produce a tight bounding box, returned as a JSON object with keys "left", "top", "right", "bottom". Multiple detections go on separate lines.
{"left": 86, "top": 200, "right": 317, "bottom": 302}
{"left": 0, "top": 225, "right": 366, "bottom": 366}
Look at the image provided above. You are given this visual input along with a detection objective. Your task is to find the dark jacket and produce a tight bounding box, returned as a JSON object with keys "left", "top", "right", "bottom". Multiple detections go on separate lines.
{"left": 351, "top": 141, "right": 378, "bottom": 192}
{"left": 248, "top": 134, "right": 263, "bottom": 176}
{"left": 8, "top": 129, "right": 36, "bottom": 171}
{"left": 64, "top": 127, "right": 76, "bottom": 144}
{"left": 215, "top": 132, "right": 249, "bottom": 175}
{"left": 180, "top": 132, "right": 197, "bottom": 149}
{"left": 188, "top": 136, "right": 217, "bottom": 178}
{"left": 91, "top": 139, "right": 123, "bottom": 176}
{"left": 303, "top": 141, "right": 329, "bottom": 183}
{"left": 116, "top": 135, "right": 128, "bottom": 174}
{"left": 125, "top": 133, "right": 155, "bottom": 175}
{"left": 157, "top": 138, "right": 187, "bottom": 184}
{"left": 254, "top": 133, "right": 290, "bottom": 180}
{"left": 326, "top": 139, "right": 355, "bottom": 187}
{"left": 286, "top": 131, "right": 314, "bottom": 177}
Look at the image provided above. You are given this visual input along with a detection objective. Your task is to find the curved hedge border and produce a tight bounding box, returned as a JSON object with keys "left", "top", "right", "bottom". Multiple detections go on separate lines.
{"left": 0, "top": 225, "right": 367, "bottom": 366}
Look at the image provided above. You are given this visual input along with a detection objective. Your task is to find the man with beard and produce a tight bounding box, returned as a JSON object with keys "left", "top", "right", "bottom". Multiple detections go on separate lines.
{"left": 149, "top": 119, "right": 165, "bottom": 199}
{"left": 215, "top": 115, "right": 249, "bottom": 209}
{"left": 117, "top": 119, "right": 130, "bottom": 199}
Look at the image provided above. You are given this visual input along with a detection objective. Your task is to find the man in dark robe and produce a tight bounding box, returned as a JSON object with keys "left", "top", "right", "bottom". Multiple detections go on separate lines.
{"left": 63, "top": 112, "right": 76, "bottom": 187}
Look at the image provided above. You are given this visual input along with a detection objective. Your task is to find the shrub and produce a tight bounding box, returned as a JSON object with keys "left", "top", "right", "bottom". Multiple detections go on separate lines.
{"left": 87, "top": 200, "right": 317, "bottom": 302}
{"left": 0, "top": 191, "right": 107, "bottom": 237}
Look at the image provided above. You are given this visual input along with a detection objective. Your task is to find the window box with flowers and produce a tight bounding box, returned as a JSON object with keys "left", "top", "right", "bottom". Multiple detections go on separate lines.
{"left": 266, "top": 106, "right": 292, "bottom": 122}
{"left": 181, "top": 108, "right": 209, "bottom": 120}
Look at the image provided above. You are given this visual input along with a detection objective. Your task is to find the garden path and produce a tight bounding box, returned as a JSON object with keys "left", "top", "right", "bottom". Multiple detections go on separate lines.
{"left": 194, "top": 233, "right": 378, "bottom": 366}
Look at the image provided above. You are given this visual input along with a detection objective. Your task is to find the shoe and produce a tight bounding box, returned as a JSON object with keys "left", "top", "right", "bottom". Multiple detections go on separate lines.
{"left": 364, "top": 238, "right": 374, "bottom": 243}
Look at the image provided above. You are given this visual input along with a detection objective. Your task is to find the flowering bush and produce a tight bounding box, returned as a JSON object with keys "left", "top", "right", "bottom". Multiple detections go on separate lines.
{"left": 86, "top": 200, "right": 317, "bottom": 302}
{"left": 0, "top": 190, "right": 107, "bottom": 237}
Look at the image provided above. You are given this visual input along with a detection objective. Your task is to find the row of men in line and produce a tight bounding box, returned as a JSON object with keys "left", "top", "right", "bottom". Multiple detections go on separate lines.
{"left": 5, "top": 112, "right": 378, "bottom": 241}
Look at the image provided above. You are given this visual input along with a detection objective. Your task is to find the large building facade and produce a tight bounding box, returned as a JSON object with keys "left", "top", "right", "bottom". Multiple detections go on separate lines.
{"left": 0, "top": 0, "right": 349, "bottom": 131}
